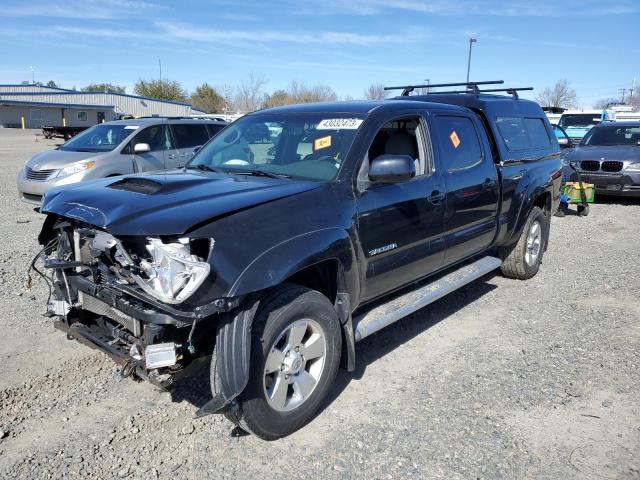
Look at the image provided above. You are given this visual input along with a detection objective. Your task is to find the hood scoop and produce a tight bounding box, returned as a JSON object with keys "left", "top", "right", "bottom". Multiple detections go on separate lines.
{"left": 108, "top": 177, "right": 163, "bottom": 194}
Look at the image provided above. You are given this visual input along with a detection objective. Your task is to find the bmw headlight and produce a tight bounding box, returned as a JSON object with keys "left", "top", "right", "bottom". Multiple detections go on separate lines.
{"left": 627, "top": 161, "right": 640, "bottom": 172}
{"left": 132, "top": 238, "right": 211, "bottom": 304}
{"left": 56, "top": 161, "right": 95, "bottom": 178}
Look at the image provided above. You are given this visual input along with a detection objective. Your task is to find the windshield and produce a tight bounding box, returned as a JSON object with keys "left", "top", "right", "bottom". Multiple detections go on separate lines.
{"left": 581, "top": 125, "right": 640, "bottom": 146}
{"left": 559, "top": 114, "right": 602, "bottom": 128}
{"left": 188, "top": 114, "right": 364, "bottom": 181}
{"left": 59, "top": 124, "right": 136, "bottom": 152}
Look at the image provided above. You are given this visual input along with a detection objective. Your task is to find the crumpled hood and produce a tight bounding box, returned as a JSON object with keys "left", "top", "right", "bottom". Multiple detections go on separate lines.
{"left": 41, "top": 170, "right": 321, "bottom": 236}
{"left": 566, "top": 145, "right": 640, "bottom": 162}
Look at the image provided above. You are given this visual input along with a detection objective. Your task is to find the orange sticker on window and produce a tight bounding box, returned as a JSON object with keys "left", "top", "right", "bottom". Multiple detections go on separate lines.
{"left": 314, "top": 135, "right": 332, "bottom": 151}
{"left": 449, "top": 131, "right": 461, "bottom": 149}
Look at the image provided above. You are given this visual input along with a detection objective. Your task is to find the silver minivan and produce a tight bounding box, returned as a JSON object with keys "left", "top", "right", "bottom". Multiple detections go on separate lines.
{"left": 17, "top": 117, "right": 227, "bottom": 203}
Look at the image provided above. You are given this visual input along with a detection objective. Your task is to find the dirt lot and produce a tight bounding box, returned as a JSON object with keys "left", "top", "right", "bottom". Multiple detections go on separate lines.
{"left": 0, "top": 128, "right": 638, "bottom": 479}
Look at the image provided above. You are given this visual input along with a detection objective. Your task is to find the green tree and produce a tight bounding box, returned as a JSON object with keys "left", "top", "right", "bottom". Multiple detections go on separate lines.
{"left": 189, "top": 83, "right": 225, "bottom": 113}
{"left": 83, "top": 83, "right": 126, "bottom": 93}
{"left": 134, "top": 79, "right": 187, "bottom": 102}
{"left": 46, "top": 80, "right": 58, "bottom": 88}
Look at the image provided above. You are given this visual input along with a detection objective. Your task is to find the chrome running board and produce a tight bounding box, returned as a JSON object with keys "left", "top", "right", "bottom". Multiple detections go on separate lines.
{"left": 353, "top": 256, "right": 502, "bottom": 342}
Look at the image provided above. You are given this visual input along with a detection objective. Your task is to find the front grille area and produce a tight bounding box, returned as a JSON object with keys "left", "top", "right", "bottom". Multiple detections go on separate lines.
{"left": 25, "top": 166, "right": 58, "bottom": 181}
{"left": 580, "top": 160, "right": 601, "bottom": 171}
{"left": 601, "top": 161, "right": 623, "bottom": 173}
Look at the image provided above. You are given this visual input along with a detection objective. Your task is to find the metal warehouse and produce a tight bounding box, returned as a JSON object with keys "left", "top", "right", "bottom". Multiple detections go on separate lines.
{"left": 0, "top": 84, "right": 202, "bottom": 129}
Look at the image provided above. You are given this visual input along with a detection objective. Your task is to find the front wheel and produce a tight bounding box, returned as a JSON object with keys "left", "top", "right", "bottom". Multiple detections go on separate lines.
{"left": 224, "top": 284, "right": 342, "bottom": 440}
{"left": 499, "top": 206, "right": 549, "bottom": 280}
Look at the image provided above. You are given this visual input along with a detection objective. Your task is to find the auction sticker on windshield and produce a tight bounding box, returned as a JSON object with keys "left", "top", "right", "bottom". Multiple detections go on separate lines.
{"left": 317, "top": 118, "right": 363, "bottom": 130}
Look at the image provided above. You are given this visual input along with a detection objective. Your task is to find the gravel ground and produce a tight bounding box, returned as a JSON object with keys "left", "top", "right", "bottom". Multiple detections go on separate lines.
{"left": 0, "top": 128, "right": 638, "bottom": 479}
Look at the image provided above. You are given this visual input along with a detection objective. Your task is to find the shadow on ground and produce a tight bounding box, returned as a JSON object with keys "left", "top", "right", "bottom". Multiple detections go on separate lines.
{"left": 167, "top": 274, "right": 498, "bottom": 432}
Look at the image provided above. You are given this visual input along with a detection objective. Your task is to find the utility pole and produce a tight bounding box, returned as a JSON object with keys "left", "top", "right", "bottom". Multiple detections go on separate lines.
{"left": 466, "top": 38, "right": 477, "bottom": 83}
{"left": 424, "top": 78, "right": 430, "bottom": 94}
{"left": 158, "top": 59, "right": 162, "bottom": 82}
{"left": 29, "top": 66, "right": 35, "bottom": 84}
{"left": 619, "top": 88, "right": 627, "bottom": 103}
{"left": 630, "top": 77, "right": 636, "bottom": 100}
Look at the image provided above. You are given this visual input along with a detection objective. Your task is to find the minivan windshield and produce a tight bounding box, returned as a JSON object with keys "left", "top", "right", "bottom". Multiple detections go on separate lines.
{"left": 188, "top": 113, "right": 364, "bottom": 181}
{"left": 59, "top": 124, "right": 136, "bottom": 152}
{"left": 580, "top": 125, "right": 640, "bottom": 146}
{"left": 558, "top": 114, "right": 602, "bottom": 128}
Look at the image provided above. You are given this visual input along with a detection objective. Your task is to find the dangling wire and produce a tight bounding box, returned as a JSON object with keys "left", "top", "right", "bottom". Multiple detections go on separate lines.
{"left": 26, "top": 237, "right": 59, "bottom": 306}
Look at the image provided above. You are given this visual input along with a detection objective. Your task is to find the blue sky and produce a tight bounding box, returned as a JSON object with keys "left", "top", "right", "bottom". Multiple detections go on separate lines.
{"left": 1, "top": 0, "right": 638, "bottom": 107}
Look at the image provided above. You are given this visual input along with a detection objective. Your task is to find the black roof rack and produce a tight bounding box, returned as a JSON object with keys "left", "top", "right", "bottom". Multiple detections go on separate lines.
{"left": 384, "top": 80, "right": 504, "bottom": 96}
{"left": 383, "top": 80, "right": 533, "bottom": 99}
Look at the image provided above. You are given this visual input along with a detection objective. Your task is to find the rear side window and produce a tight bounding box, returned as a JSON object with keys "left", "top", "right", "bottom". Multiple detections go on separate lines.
{"left": 205, "top": 123, "right": 225, "bottom": 137}
{"left": 497, "top": 117, "right": 551, "bottom": 150}
{"left": 172, "top": 124, "right": 209, "bottom": 148}
{"left": 524, "top": 118, "right": 551, "bottom": 147}
{"left": 436, "top": 116, "right": 483, "bottom": 171}
{"left": 496, "top": 117, "right": 529, "bottom": 150}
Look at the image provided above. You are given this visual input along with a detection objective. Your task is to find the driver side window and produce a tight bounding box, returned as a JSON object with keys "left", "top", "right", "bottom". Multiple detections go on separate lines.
{"left": 358, "top": 116, "right": 428, "bottom": 189}
{"left": 125, "top": 125, "right": 172, "bottom": 153}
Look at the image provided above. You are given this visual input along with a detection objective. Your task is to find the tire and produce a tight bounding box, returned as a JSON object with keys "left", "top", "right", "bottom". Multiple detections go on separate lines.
{"left": 577, "top": 204, "right": 589, "bottom": 217}
{"left": 499, "top": 206, "right": 549, "bottom": 280}
{"left": 223, "top": 284, "right": 341, "bottom": 440}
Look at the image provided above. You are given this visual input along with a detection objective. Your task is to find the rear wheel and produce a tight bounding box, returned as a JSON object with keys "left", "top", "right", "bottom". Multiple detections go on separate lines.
{"left": 500, "top": 206, "right": 549, "bottom": 280}
{"left": 224, "top": 284, "right": 341, "bottom": 440}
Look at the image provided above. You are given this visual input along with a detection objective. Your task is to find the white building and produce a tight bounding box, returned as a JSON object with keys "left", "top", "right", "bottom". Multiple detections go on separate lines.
{"left": 0, "top": 84, "right": 203, "bottom": 129}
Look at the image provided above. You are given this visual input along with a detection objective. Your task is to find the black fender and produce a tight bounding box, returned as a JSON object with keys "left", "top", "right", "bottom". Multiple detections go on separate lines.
{"left": 229, "top": 228, "right": 359, "bottom": 373}
{"left": 195, "top": 297, "right": 259, "bottom": 417}
{"left": 506, "top": 174, "right": 553, "bottom": 247}
{"left": 228, "top": 228, "right": 359, "bottom": 302}
{"left": 197, "top": 230, "right": 359, "bottom": 416}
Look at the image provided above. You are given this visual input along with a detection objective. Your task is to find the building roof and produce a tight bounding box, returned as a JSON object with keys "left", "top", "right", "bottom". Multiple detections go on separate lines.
{"left": 0, "top": 99, "right": 115, "bottom": 109}
{"left": 0, "top": 89, "right": 194, "bottom": 107}
{"left": 0, "top": 84, "right": 75, "bottom": 92}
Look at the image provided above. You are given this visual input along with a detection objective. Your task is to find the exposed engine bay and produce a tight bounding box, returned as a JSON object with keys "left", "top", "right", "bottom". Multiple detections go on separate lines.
{"left": 31, "top": 216, "right": 228, "bottom": 387}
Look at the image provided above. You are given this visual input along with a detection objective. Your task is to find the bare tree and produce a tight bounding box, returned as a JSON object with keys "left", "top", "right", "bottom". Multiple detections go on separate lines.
{"left": 235, "top": 73, "right": 267, "bottom": 112}
{"left": 629, "top": 95, "right": 640, "bottom": 111}
{"left": 262, "top": 81, "right": 338, "bottom": 108}
{"left": 535, "top": 79, "right": 577, "bottom": 109}
{"left": 364, "top": 83, "right": 388, "bottom": 100}
{"left": 593, "top": 97, "right": 620, "bottom": 109}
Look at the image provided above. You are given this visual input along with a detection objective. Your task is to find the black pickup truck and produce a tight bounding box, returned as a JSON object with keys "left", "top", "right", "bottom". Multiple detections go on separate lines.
{"left": 34, "top": 81, "right": 562, "bottom": 439}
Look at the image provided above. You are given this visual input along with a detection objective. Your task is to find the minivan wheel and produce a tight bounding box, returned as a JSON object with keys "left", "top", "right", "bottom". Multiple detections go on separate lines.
{"left": 225, "top": 284, "right": 341, "bottom": 440}
{"left": 499, "top": 206, "right": 549, "bottom": 280}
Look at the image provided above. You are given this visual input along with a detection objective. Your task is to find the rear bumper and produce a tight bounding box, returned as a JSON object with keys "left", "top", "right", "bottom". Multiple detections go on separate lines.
{"left": 570, "top": 172, "right": 640, "bottom": 197}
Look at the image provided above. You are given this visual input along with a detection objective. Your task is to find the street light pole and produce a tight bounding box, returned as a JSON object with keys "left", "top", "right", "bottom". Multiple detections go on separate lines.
{"left": 424, "top": 78, "right": 430, "bottom": 94}
{"left": 466, "top": 38, "right": 477, "bottom": 84}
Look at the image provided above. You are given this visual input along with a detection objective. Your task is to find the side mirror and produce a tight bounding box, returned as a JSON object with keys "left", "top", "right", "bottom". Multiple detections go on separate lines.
{"left": 552, "top": 124, "right": 573, "bottom": 149}
{"left": 192, "top": 145, "right": 203, "bottom": 155}
{"left": 133, "top": 143, "right": 151, "bottom": 154}
{"left": 369, "top": 154, "right": 416, "bottom": 183}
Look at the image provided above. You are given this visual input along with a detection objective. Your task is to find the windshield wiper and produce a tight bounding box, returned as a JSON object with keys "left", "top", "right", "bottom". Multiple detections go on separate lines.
{"left": 232, "top": 169, "right": 291, "bottom": 179}
{"left": 185, "top": 164, "right": 222, "bottom": 173}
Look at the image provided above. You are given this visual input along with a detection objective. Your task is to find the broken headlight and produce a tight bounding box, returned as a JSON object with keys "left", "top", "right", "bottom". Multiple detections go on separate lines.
{"left": 132, "top": 238, "right": 210, "bottom": 304}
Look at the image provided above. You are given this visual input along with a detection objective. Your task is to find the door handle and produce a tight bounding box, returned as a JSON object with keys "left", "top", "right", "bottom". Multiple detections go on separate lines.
{"left": 428, "top": 190, "right": 445, "bottom": 205}
{"left": 482, "top": 178, "right": 497, "bottom": 190}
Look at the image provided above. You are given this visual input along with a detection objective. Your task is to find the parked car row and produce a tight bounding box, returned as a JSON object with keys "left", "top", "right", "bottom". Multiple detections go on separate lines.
{"left": 553, "top": 122, "right": 640, "bottom": 197}
{"left": 17, "top": 118, "right": 227, "bottom": 203}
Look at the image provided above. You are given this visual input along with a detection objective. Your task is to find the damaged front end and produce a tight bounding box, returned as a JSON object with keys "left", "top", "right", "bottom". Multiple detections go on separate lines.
{"left": 34, "top": 215, "right": 238, "bottom": 388}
